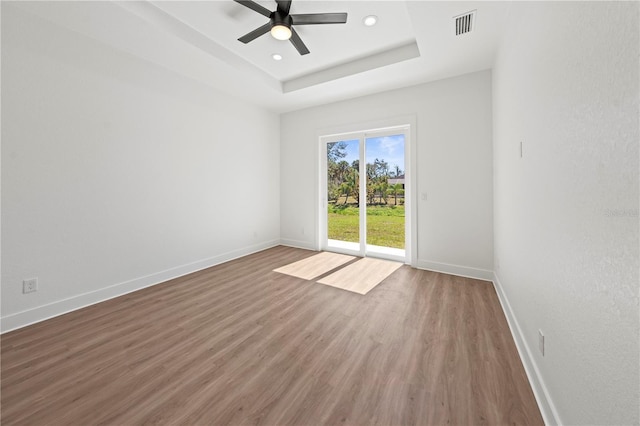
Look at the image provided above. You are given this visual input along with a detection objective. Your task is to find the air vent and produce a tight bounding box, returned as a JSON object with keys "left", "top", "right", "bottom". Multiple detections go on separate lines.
{"left": 454, "top": 10, "right": 476, "bottom": 35}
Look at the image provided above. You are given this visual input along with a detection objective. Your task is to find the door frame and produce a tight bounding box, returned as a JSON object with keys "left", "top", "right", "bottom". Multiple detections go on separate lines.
{"left": 318, "top": 116, "right": 416, "bottom": 266}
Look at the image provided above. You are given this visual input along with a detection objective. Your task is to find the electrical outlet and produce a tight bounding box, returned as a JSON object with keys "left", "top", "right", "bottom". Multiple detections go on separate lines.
{"left": 23, "top": 278, "right": 38, "bottom": 294}
{"left": 538, "top": 329, "right": 545, "bottom": 356}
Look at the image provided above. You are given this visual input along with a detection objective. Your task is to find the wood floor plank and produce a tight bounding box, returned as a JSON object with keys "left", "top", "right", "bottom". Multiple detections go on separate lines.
{"left": 273, "top": 251, "right": 356, "bottom": 280}
{"left": 1, "top": 246, "right": 543, "bottom": 425}
{"left": 317, "top": 257, "right": 403, "bottom": 294}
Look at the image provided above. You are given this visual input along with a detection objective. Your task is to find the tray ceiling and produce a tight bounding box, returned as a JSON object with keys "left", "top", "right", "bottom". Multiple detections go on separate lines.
{"left": 6, "top": 1, "right": 509, "bottom": 112}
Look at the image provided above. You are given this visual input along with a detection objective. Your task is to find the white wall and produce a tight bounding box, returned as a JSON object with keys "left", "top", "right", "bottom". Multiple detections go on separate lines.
{"left": 492, "top": 2, "right": 639, "bottom": 424}
{"left": 1, "top": 4, "right": 280, "bottom": 331}
{"left": 281, "top": 71, "right": 494, "bottom": 278}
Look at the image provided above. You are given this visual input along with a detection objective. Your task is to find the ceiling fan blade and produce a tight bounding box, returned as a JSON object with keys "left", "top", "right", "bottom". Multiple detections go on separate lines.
{"left": 276, "top": 0, "right": 292, "bottom": 16}
{"left": 238, "top": 22, "right": 272, "bottom": 43}
{"left": 234, "top": 0, "right": 272, "bottom": 18}
{"left": 291, "top": 13, "right": 348, "bottom": 25}
{"left": 289, "top": 27, "right": 310, "bottom": 55}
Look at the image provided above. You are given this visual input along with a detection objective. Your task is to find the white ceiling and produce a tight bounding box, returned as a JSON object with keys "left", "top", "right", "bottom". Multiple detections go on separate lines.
{"left": 152, "top": 1, "right": 417, "bottom": 82}
{"left": 10, "top": 1, "right": 510, "bottom": 113}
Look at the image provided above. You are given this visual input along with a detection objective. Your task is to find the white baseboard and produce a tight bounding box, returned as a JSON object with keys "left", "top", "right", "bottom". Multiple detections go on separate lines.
{"left": 0, "top": 240, "right": 280, "bottom": 334}
{"left": 415, "top": 259, "right": 493, "bottom": 281}
{"left": 279, "top": 238, "right": 317, "bottom": 251}
{"left": 492, "top": 272, "right": 561, "bottom": 426}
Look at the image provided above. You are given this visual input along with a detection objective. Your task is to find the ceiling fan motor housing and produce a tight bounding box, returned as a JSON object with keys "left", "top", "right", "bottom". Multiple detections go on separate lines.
{"left": 271, "top": 11, "right": 293, "bottom": 30}
{"left": 235, "top": 0, "right": 347, "bottom": 55}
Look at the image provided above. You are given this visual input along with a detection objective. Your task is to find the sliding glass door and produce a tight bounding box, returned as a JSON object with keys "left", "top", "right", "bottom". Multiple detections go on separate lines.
{"left": 321, "top": 127, "right": 409, "bottom": 262}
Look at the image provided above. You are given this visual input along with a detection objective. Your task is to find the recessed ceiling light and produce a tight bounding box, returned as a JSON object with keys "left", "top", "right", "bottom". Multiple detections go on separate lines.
{"left": 272, "top": 53, "right": 283, "bottom": 61}
{"left": 363, "top": 15, "right": 378, "bottom": 26}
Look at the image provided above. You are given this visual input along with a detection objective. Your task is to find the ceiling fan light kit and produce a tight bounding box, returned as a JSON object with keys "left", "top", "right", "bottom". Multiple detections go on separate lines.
{"left": 271, "top": 25, "right": 292, "bottom": 40}
{"left": 235, "top": 0, "right": 348, "bottom": 56}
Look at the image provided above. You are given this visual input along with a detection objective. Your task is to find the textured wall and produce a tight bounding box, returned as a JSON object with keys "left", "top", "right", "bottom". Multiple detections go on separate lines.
{"left": 493, "top": 2, "right": 639, "bottom": 424}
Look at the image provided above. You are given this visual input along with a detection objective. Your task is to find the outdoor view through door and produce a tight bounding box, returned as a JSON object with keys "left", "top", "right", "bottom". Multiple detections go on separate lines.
{"left": 324, "top": 129, "right": 407, "bottom": 261}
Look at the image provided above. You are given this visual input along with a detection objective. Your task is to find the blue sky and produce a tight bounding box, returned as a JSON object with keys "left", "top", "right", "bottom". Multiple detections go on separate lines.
{"left": 340, "top": 134, "right": 405, "bottom": 173}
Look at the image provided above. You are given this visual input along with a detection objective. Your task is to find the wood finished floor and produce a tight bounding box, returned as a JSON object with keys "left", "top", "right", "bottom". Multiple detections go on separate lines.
{"left": 1, "top": 246, "right": 543, "bottom": 425}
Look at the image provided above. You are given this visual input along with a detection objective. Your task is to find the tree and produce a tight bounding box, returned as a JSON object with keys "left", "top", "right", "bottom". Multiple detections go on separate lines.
{"left": 390, "top": 164, "right": 403, "bottom": 178}
{"left": 366, "top": 186, "right": 375, "bottom": 204}
{"left": 374, "top": 158, "right": 389, "bottom": 180}
{"left": 339, "top": 182, "right": 351, "bottom": 204}
{"left": 336, "top": 160, "right": 350, "bottom": 182}
{"left": 347, "top": 170, "right": 359, "bottom": 204}
{"left": 390, "top": 183, "right": 404, "bottom": 205}
{"left": 378, "top": 180, "right": 389, "bottom": 204}
{"left": 327, "top": 141, "right": 347, "bottom": 163}
{"left": 326, "top": 142, "right": 348, "bottom": 202}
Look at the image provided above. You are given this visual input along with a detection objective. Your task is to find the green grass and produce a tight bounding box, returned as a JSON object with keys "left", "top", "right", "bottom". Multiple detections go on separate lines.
{"left": 327, "top": 204, "right": 405, "bottom": 249}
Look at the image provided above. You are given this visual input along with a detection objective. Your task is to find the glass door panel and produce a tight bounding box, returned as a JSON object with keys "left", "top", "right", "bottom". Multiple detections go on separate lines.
{"left": 364, "top": 134, "right": 406, "bottom": 257}
{"left": 326, "top": 139, "right": 360, "bottom": 251}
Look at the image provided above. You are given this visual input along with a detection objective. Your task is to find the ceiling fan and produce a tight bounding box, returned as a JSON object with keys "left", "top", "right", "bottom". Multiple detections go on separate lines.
{"left": 234, "top": 0, "right": 348, "bottom": 56}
